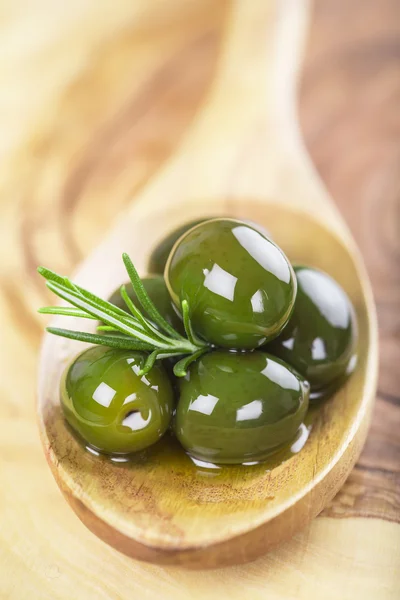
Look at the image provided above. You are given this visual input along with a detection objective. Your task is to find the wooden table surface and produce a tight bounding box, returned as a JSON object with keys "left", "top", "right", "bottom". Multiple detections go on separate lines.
{"left": 0, "top": 0, "right": 399, "bottom": 598}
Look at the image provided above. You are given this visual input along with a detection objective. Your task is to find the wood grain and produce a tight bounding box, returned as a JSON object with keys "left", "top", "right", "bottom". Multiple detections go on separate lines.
{"left": 0, "top": 0, "right": 399, "bottom": 597}
{"left": 299, "top": 0, "right": 400, "bottom": 530}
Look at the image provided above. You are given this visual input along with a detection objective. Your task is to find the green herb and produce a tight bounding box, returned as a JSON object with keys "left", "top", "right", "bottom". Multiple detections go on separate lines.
{"left": 38, "top": 254, "right": 210, "bottom": 377}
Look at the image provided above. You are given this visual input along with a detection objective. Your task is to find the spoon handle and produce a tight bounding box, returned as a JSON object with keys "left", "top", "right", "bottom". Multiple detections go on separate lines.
{"left": 207, "top": 0, "right": 309, "bottom": 153}
{"left": 125, "top": 0, "right": 348, "bottom": 233}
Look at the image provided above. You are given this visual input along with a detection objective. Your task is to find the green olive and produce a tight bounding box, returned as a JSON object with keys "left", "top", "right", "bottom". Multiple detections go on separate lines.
{"left": 147, "top": 219, "right": 208, "bottom": 275}
{"left": 165, "top": 218, "right": 296, "bottom": 349}
{"left": 266, "top": 266, "right": 357, "bottom": 401}
{"left": 61, "top": 346, "right": 174, "bottom": 454}
{"left": 174, "top": 351, "right": 309, "bottom": 464}
{"left": 108, "top": 275, "right": 184, "bottom": 335}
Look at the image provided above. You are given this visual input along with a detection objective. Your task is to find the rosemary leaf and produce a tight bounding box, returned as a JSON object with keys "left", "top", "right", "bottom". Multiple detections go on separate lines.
{"left": 122, "top": 253, "right": 183, "bottom": 340}
{"left": 138, "top": 350, "right": 159, "bottom": 376}
{"left": 173, "top": 347, "right": 209, "bottom": 377}
{"left": 181, "top": 299, "right": 204, "bottom": 346}
{"left": 62, "top": 276, "right": 78, "bottom": 292}
{"left": 39, "top": 306, "right": 97, "bottom": 319}
{"left": 46, "top": 327, "right": 154, "bottom": 351}
{"left": 37, "top": 266, "right": 66, "bottom": 286}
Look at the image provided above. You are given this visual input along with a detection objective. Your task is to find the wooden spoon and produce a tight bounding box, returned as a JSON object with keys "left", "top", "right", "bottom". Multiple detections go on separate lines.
{"left": 37, "top": 0, "right": 378, "bottom": 569}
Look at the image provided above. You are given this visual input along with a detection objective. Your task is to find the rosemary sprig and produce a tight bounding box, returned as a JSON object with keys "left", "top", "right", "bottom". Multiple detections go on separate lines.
{"left": 38, "top": 254, "right": 210, "bottom": 376}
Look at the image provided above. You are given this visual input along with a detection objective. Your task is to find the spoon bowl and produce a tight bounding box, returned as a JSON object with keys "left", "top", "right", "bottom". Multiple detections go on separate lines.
{"left": 37, "top": 201, "right": 377, "bottom": 568}
{"left": 37, "top": 0, "right": 378, "bottom": 568}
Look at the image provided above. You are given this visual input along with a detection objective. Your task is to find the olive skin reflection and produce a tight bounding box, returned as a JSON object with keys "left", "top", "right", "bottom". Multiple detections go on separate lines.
{"left": 147, "top": 219, "right": 207, "bottom": 275}
{"left": 108, "top": 275, "right": 184, "bottom": 335}
{"left": 165, "top": 218, "right": 297, "bottom": 349}
{"left": 267, "top": 266, "right": 357, "bottom": 400}
{"left": 61, "top": 346, "right": 174, "bottom": 455}
{"left": 174, "top": 351, "right": 309, "bottom": 464}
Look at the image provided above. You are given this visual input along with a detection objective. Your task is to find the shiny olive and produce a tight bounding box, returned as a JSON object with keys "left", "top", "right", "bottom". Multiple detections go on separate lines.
{"left": 148, "top": 219, "right": 207, "bottom": 275}
{"left": 61, "top": 346, "right": 174, "bottom": 454}
{"left": 267, "top": 266, "right": 357, "bottom": 401}
{"left": 108, "top": 275, "right": 184, "bottom": 335}
{"left": 174, "top": 351, "right": 309, "bottom": 464}
{"left": 165, "top": 218, "right": 296, "bottom": 349}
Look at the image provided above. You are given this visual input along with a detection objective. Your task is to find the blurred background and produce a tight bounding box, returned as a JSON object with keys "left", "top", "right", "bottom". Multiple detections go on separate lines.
{"left": 0, "top": 0, "right": 399, "bottom": 598}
